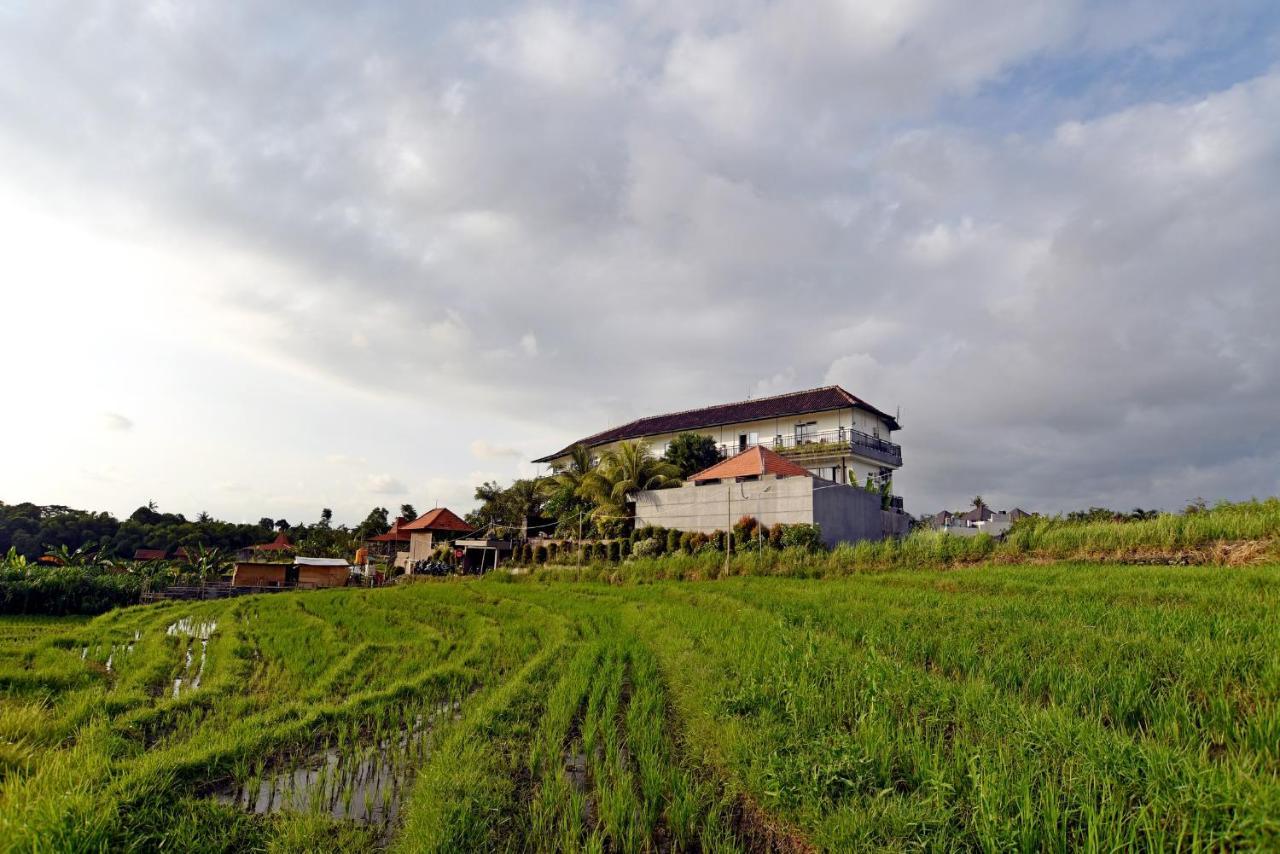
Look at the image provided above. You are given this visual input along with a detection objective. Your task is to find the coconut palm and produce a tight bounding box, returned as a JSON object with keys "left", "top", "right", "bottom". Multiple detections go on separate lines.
{"left": 541, "top": 444, "right": 598, "bottom": 533}
{"left": 581, "top": 441, "right": 680, "bottom": 531}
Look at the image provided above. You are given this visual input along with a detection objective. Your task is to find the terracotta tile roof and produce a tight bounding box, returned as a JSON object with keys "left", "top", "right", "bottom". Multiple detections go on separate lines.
{"left": 534, "top": 385, "right": 898, "bottom": 463}
{"left": 401, "top": 507, "right": 471, "bottom": 533}
{"left": 368, "top": 517, "right": 414, "bottom": 542}
{"left": 133, "top": 548, "right": 168, "bottom": 561}
{"left": 252, "top": 532, "right": 294, "bottom": 551}
{"left": 689, "top": 445, "right": 815, "bottom": 483}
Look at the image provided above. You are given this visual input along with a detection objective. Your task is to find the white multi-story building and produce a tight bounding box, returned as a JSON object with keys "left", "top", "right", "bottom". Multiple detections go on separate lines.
{"left": 533, "top": 386, "right": 903, "bottom": 492}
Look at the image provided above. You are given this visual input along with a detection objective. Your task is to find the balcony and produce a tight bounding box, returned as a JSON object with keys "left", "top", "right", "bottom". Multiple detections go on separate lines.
{"left": 717, "top": 427, "right": 903, "bottom": 468}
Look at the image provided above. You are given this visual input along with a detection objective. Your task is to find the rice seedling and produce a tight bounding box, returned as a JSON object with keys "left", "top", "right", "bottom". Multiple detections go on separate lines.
{"left": 0, "top": 560, "right": 1275, "bottom": 850}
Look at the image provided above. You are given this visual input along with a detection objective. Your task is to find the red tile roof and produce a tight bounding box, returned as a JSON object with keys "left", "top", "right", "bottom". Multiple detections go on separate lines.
{"left": 133, "top": 548, "right": 168, "bottom": 561}
{"left": 689, "top": 445, "right": 815, "bottom": 483}
{"left": 534, "top": 385, "right": 898, "bottom": 463}
{"left": 368, "top": 517, "right": 414, "bottom": 543}
{"left": 252, "top": 532, "right": 294, "bottom": 551}
{"left": 401, "top": 507, "right": 471, "bottom": 533}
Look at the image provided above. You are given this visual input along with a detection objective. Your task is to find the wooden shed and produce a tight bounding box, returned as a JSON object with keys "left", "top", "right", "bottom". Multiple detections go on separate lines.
{"left": 230, "top": 558, "right": 350, "bottom": 589}
{"left": 230, "top": 562, "right": 289, "bottom": 588}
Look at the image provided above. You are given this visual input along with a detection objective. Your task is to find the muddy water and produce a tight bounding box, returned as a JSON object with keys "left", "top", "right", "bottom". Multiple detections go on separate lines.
{"left": 214, "top": 699, "right": 463, "bottom": 833}
{"left": 166, "top": 619, "right": 215, "bottom": 699}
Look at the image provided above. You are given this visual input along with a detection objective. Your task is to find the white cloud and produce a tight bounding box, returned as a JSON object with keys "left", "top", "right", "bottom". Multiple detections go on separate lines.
{"left": 363, "top": 474, "right": 408, "bottom": 495}
{"left": 470, "top": 440, "right": 522, "bottom": 460}
{"left": 520, "top": 332, "right": 538, "bottom": 357}
{"left": 0, "top": 1, "right": 1276, "bottom": 521}
{"left": 100, "top": 412, "right": 133, "bottom": 431}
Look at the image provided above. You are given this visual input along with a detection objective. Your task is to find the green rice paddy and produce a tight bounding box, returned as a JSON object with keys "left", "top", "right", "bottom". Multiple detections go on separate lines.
{"left": 1, "top": 562, "right": 1277, "bottom": 851}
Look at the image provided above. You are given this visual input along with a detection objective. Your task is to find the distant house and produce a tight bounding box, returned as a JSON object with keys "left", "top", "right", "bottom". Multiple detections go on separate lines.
{"left": 133, "top": 548, "right": 168, "bottom": 562}
{"left": 634, "top": 445, "right": 910, "bottom": 548}
{"left": 534, "top": 385, "right": 903, "bottom": 496}
{"left": 931, "top": 504, "right": 1032, "bottom": 537}
{"left": 401, "top": 508, "right": 471, "bottom": 566}
{"left": 365, "top": 516, "right": 414, "bottom": 568}
{"left": 236, "top": 531, "right": 293, "bottom": 562}
{"left": 231, "top": 556, "right": 350, "bottom": 589}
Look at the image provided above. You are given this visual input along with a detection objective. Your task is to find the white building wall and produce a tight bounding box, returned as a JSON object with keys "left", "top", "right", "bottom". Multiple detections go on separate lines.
{"left": 541, "top": 407, "right": 899, "bottom": 491}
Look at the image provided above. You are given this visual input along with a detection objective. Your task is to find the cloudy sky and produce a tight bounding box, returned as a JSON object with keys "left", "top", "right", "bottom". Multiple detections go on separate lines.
{"left": 1, "top": 1, "right": 1278, "bottom": 524}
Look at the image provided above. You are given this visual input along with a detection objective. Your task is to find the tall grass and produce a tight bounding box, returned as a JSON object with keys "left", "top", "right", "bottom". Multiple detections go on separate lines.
{"left": 534, "top": 498, "right": 1280, "bottom": 582}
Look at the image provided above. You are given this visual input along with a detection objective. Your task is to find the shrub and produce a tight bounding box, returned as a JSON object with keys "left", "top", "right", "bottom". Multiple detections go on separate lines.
{"left": 547, "top": 542, "right": 559, "bottom": 562}
{"left": 679, "top": 531, "right": 694, "bottom": 554}
{"left": 636, "top": 526, "right": 655, "bottom": 543}
{"left": 711, "top": 531, "right": 726, "bottom": 552}
{"left": 768, "top": 523, "right": 785, "bottom": 548}
{"left": 666, "top": 529, "right": 681, "bottom": 554}
{"left": 0, "top": 566, "right": 143, "bottom": 616}
{"left": 593, "top": 541, "right": 609, "bottom": 562}
{"left": 607, "top": 540, "right": 621, "bottom": 562}
{"left": 631, "top": 538, "right": 661, "bottom": 559}
{"left": 781, "top": 523, "right": 823, "bottom": 552}
{"left": 619, "top": 538, "right": 632, "bottom": 559}
{"left": 734, "top": 515, "right": 759, "bottom": 542}
{"left": 689, "top": 532, "right": 709, "bottom": 552}
{"left": 533, "top": 545, "right": 547, "bottom": 564}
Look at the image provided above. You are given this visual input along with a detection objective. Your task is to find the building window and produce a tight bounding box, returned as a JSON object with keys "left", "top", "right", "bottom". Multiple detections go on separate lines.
{"left": 795, "top": 421, "right": 816, "bottom": 444}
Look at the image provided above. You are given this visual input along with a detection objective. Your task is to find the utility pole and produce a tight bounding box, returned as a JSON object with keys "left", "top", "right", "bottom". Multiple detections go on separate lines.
{"left": 725, "top": 482, "right": 732, "bottom": 576}
{"left": 577, "top": 510, "right": 583, "bottom": 566}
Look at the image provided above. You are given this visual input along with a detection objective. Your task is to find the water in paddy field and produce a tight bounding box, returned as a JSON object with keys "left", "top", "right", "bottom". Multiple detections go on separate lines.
{"left": 164, "top": 618, "right": 215, "bottom": 699}
{"left": 213, "top": 698, "right": 464, "bottom": 833}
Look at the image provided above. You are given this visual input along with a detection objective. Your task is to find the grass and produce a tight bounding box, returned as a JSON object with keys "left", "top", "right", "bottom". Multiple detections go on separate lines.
{"left": 533, "top": 498, "right": 1280, "bottom": 581}
{"left": 0, "top": 562, "right": 1276, "bottom": 851}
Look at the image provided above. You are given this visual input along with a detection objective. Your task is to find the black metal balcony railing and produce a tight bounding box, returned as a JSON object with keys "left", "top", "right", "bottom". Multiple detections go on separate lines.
{"left": 717, "top": 427, "right": 902, "bottom": 468}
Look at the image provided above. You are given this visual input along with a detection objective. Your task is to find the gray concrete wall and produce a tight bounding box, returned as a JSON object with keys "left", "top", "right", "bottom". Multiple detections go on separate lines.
{"left": 634, "top": 475, "right": 891, "bottom": 548}
{"left": 812, "top": 481, "right": 887, "bottom": 545}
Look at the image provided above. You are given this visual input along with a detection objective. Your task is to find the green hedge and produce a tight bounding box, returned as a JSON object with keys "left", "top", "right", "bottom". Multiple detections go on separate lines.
{"left": 0, "top": 567, "right": 143, "bottom": 616}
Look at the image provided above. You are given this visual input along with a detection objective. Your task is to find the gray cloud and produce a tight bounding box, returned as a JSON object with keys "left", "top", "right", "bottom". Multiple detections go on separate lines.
{"left": 363, "top": 474, "right": 409, "bottom": 496}
{"left": 3, "top": 1, "right": 1278, "bottom": 516}
{"left": 100, "top": 413, "right": 133, "bottom": 432}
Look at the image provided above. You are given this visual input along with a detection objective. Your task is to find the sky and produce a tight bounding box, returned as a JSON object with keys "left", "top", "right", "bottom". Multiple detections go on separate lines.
{"left": 1, "top": 0, "right": 1278, "bottom": 524}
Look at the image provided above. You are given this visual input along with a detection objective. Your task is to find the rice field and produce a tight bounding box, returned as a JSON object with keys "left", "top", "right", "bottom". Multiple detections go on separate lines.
{"left": 0, "top": 562, "right": 1277, "bottom": 852}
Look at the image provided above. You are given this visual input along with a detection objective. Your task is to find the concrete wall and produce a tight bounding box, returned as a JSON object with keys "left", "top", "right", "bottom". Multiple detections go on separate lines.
{"left": 634, "top": 475, "right": 890, "bottom": 548}
{"left": 812, "top": 481, "right": 890, "bottom": 545}
{"left": 408, "top": 531, "right": 435, "bottom": 561}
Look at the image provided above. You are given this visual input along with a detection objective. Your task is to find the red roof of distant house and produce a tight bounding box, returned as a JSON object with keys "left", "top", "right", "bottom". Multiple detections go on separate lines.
{"left": 401, "top": 507, "right": 471, "bottom": 533}
{"left": 172, "top": 546, "right": 190, "bottom": 559}
{"left": 252, "top": 532, "right": 294, "bottom": 551}
{"left": 368, "top": 517, "right": 414, "bottom": 543}
{"left": 689, "top": 445, "right": 814, "bottom": 483}
{"left": 133, "top": 548, "right": 168, "bottom": 561}
{"left": 534, "top": 385, "right": 899, "bottom": 463}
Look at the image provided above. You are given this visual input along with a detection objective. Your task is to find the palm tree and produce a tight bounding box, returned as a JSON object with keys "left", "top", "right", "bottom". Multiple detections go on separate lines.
{"left": 581, "top": 441, "right": 680, "bottom": 530}
{"left": 541, "top": 444, "right": 597, "bottom": 533}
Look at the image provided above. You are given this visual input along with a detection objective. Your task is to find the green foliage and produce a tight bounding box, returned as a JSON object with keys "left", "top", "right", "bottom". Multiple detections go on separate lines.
{"left": 665, "top": 529, "right": 681, "bottom": 555}
{"left": 631, "top": 538, "right": 661, "bottom": 559}
{"left": 679, "top": 531, "right": 694, "bottom": 554}
{"left": 533, "top": 545, "right": 548, "bottom": 564}
{"left": 780, "top": 523, "right": 822, "bottom": 552}
{"left": 468, "top": 479, "right": 550, "bottom": 539}
{"left": 354, "top": 507, "right": 391, "bottom": 541}
{"left": 661, "top": 432, "right": 721, "bottom": 479}
{"left": 0, "top": 563, "right": 142, "bottom": 615}
{"left": 3, "top": 564, "right": 1275, "bottom": 851}
{"left": 607, "top": 540, "right": 621, "bottom": 563}
{"left": 580, "top": 442, "right": 680, "bottom": 533}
